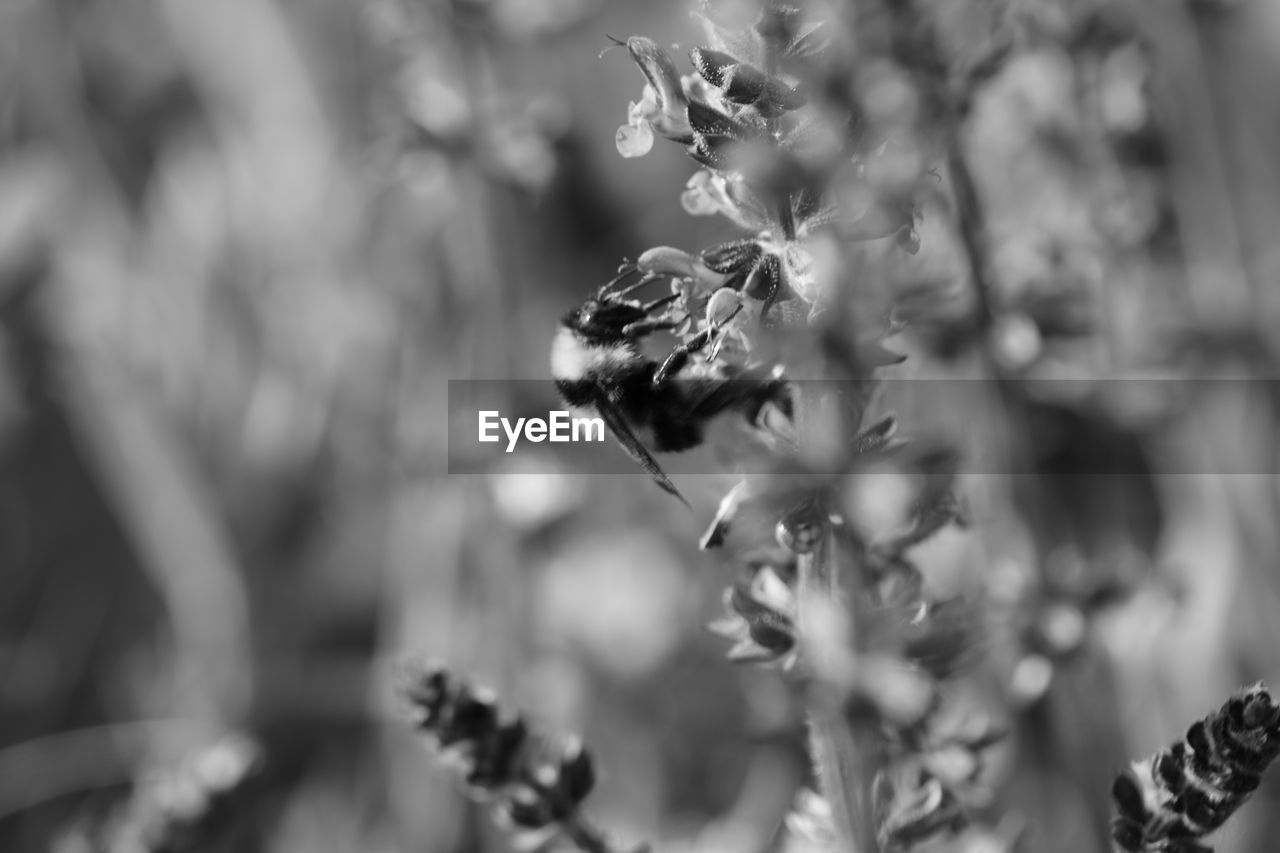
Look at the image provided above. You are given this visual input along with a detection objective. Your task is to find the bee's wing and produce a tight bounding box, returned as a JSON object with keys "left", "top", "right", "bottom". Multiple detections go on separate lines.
{"left": 592, "top": 392, "right": 690, "bottom": 508}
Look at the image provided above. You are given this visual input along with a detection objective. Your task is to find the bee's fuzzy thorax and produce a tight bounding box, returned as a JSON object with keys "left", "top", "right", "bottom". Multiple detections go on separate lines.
{"left": 550, "top": 275, "right": 792, "bottom": 503}
{"left": 551, "top": 325, "right": 641, "bottom": 382}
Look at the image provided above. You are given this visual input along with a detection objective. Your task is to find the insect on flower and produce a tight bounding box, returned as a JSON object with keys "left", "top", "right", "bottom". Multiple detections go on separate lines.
{"left": 552, "top": 266, "right": 790, "bottom": 504}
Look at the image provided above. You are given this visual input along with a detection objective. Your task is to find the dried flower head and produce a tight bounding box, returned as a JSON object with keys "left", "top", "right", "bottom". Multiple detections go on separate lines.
{"left": 397, "top": 661, "right": 633, "bottom": 853}
{"left": 1112, "top": 683, "right": 1280, "bottom": 853}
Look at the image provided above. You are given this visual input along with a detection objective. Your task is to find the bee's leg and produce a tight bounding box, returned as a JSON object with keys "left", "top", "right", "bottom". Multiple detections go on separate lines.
{"left": 653, "top": 326, "right": 715, "bottom": 386}
{"left": 642, "top": 293, "right": 681, "bottom": 313}
{"left": 705, "top": 303, "right": 744, "bottom": 361}
{"left": 598, "top": 265, "right": 642, "bottom": 297}
{"left": 621, "top": 319, "right": 679, "bottom": 338}
{"left": 705, "top": 332, "right": 729, "bottom": 362}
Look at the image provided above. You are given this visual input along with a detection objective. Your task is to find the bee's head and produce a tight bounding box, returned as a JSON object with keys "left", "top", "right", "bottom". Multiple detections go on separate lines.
{"left": 562, "top": 296, "right": 647, "bottom": 343}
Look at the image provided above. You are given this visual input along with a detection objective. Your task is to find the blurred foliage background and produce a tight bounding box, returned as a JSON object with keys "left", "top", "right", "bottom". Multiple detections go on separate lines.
{"left": 5, "top": 1, "right": 1280, "bottom": 852}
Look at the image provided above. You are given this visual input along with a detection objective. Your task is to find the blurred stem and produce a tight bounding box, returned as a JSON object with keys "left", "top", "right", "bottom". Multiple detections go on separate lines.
{"left": 561, "top": 815, "right": 607, "bottom": 853}
{"left": 1123, "top": 0, "right": 1254, "bottom": 322}
{"left": 881, "top": 0, "right": 999, "bottom": 344}
{"left": 944, "top": 137, "right": 996, "bottom": 336}
{"left": 61, "top": 363, "right": 254, "bottom": 723}
{"left": 562, "top": 812, "right": 628, "bottom": 853}
{"left": 795, "top": 387, "right": 879, "bottom": 853}
{"left": 799, "top": 537, "right": 880, "bottom": 853}
{"left": 19, "top": 0, "right": 256, "bottom": 732}
{"left": 546, "top": 774, "right": 636, "bottom": 853}
{"left": 0, "top": 719, "right": 205, "bottom": 822}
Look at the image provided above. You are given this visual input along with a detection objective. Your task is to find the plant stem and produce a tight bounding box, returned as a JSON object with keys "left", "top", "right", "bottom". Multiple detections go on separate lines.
{"left": 772, "top": 3, "right": 885, "bottom": 848}
{"left": 944, "top": 136, "right": 997, "bottom": 334}
{"left": 562, "top": 812, "right": 621, "bottom": 853}
{"left": 794, "top": 386, "right": 880, "bottom": 853}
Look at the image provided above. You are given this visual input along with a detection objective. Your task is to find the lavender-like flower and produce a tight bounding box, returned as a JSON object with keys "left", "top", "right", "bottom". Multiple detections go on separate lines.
{"left": 398, "top": 662, "right": 636, "bottom": 853}
{"left": 1112, "top": 683, "right": 1280, "bottom": 853}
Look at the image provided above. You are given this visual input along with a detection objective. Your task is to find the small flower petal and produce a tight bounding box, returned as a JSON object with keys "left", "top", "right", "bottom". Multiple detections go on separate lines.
{"left": 616, "top": 120, "right": 654, "bottom": 158}
{"left": 680, "top": 188, "right": 717, "bottom": 215}
{"left": 680, "top": 170, "right": 722, "bottom": 215}
{"left": 630, "top": 87, "right": 660, "bottom": 122}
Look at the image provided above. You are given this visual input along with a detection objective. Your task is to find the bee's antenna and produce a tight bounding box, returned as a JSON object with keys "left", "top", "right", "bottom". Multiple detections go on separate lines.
{"left": 598, "top": 35, "right": 628, "bottom": 60}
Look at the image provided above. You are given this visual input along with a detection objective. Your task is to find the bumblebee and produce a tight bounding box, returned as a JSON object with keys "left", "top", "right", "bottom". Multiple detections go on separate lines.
{"left": 551, "top": 267, "right": 788, "bottom": 503}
